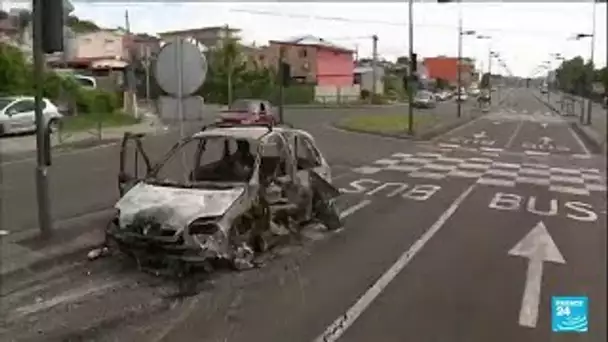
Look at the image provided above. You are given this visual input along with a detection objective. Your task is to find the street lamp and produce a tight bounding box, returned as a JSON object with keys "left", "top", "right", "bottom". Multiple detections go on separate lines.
{"left": 457, "top": 28, "right": 476, "bottom": 117}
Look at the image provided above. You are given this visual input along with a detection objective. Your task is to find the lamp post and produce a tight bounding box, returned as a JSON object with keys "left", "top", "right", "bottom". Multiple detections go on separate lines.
{"left": 457, "top": 27, "right": 477, "bottom": 117}
{"left": 573, "top": 24, "right": 596, "bottom": 125}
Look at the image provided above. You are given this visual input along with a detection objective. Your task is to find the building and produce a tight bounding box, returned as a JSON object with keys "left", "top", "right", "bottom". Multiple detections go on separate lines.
{"left": 266, "top": 35, "right": 357, "bottom": 102}
{"left": 353, "top": 65, "right": 384, "bottom": 95}
{"left": 423, "top": 56, "right": 476, "bottom": 87}
{"left": 157, "top": 26, "right": 240, "bottom": 50}
{"left": 267, "top": 35, "right": 354, "bottom": 86}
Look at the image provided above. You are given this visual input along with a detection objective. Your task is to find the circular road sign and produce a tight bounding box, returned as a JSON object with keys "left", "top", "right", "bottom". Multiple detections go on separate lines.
{"left": 154, "top": 38, "right": 208, "bottom": 97}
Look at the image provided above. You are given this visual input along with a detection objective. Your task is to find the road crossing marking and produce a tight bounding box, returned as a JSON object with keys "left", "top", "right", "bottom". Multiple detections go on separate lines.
{"left": 352, "top": 151, "right": 606, "bottom": 196}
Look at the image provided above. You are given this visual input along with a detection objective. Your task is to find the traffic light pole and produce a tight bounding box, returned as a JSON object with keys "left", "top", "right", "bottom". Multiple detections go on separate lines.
{"left": 33, "top": 0, "right": 53, "bottom": 237}
{"left": 456, "top": 0, "right": 463, "bottom": 118}
{"left": 407, "top": 0, "right": 414, "bottom": 135}
{"left": 278, "top": 46, "right": 285, "bottom": 124}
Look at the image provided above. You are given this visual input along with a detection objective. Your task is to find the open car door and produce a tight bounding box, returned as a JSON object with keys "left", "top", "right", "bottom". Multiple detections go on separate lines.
{"left": 118, "top": 132, "right": 153, "bottom": 196}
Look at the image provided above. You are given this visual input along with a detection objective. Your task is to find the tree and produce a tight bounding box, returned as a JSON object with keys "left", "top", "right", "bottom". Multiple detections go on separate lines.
{"left": 0, "top": 43, "right": 32, "bottom": 95}
{"left": 67, "top": 15, "right": 100, "bottom": 33}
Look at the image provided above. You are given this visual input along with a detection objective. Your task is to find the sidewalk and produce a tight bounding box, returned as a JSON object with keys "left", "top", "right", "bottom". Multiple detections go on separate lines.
{"left": 534, "top": 90, "right": 606, "bottom": 153}
{"left": 0, "top": 116, "right": 171, "bottom": 161}
{"left": 0, "top": 208, "right": 111, "bottom": 279}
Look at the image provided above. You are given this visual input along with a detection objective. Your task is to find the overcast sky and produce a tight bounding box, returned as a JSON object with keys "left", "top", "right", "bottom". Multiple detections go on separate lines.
{"left": 4, "top": 1, "right": 607, "bottom": 77}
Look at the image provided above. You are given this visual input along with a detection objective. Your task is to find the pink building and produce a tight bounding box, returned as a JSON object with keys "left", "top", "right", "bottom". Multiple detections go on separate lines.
{"left": 266, "top": 35, "right": 354, "bottom": 86}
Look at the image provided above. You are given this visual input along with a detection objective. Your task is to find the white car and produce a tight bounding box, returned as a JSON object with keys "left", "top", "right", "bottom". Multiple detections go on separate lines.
{"left": 0, "top": 96, "right": 63, "bottom": 135}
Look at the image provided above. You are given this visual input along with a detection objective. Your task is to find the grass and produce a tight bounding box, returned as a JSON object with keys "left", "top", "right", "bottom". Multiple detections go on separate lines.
{"left": 61, "top": 112, "right": 141, "bottom": 132}
{"left": 338, "top": 113, "right": 442, "bottom": 135}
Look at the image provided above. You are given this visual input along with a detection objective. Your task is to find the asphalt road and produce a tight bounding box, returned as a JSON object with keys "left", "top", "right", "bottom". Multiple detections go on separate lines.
{"left": 1, "top": 89, "right": 605, "bottom": 341}
{"left": 0, "top": 102, "right": 458, "bottom": 234}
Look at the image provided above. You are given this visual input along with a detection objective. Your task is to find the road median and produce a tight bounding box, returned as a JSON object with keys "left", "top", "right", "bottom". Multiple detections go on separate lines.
{"left": 332, "top": 106, "right": 483, "bottom": 141}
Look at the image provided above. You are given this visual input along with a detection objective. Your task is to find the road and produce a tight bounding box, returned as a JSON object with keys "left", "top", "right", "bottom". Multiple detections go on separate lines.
{"left": 1, "top": 89, "right": 605, "bottom": 341}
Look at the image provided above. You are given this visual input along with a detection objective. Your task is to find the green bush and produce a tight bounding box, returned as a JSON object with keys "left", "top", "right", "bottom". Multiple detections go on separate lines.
{"left": 74, "top": 88, "right": 119, "bottom": 114}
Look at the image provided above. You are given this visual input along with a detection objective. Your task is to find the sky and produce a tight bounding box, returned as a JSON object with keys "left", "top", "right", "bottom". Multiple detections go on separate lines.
{"left": 3, "top": 1, "right": 607, "bottom": 77}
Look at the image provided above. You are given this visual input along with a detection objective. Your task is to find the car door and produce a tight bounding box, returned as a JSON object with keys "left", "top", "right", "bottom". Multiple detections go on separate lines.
{"left": 5, "top": 99, "right": 36, "bottom": 132}
{"left": 118, "top": 132, "right": 153, "bottom": 196}
{"left": 293, "top": 132, "right": 332, "bottom": 182}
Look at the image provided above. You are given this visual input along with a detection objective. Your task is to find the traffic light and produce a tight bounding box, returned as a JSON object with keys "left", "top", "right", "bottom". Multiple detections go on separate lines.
{"left": 39, "top": 0, "right": 64, "bottom": 54}
{"left": 280, "top": 62, "right": 291, "bottom": 87}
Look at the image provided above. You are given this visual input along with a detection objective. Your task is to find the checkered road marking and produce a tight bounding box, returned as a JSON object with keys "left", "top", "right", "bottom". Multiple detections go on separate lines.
{"left": 352, "top": 152, "right": 606, "bottom": 196}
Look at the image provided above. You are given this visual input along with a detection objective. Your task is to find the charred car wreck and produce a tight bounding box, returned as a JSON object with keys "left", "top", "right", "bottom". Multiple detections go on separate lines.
{"left": 106, "top": 124, "right": 342, "bottom": 271}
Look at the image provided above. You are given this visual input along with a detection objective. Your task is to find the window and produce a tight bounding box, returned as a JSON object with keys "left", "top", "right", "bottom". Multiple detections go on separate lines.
{"left": 294, "top": 134, "right": 321, "bottom": 169}
{"left": 8, "top": 99, "right": 36, "bottom": 113}
{"left": 260, "top": 134, "right": 288, "bottom": 179}
{"left": 354, "top": 73, "right": 362, "bottom": 85}
{"left": 299, "top": 48, "right": 307, "bottom": 58}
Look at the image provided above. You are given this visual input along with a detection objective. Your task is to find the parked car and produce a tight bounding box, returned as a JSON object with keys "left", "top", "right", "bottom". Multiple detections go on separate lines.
{"left": 413, "top": 90, "right": 437, "bottom": 108}
{"left": 435, "top": 91, "right": 451, "bottom": 101}
{"left": 217, "top": 99, "right": 277, "bottom": 125}
{"left": 109, "top": 123, "right": 342, "bottom": 271}
{"left": 0, "top": 96, "right": 63, "bottom": 135}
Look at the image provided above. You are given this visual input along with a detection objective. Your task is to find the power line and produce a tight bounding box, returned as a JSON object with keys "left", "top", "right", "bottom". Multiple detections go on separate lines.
{"left": 228, "top": 8, "right": 581, "bottom": 38}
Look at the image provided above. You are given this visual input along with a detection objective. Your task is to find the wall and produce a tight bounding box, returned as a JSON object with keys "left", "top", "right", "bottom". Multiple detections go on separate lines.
{"left": 316, "top": 48, "right": 354, "bottom": 86}
{"left": 315, "top": 85, "right": 360, "bottom": 103}
{"left": 264, "top": 42, "right": 318, "bottom": 83}
{"left": 75, "top": 30, "right": 126, "bottom": 60}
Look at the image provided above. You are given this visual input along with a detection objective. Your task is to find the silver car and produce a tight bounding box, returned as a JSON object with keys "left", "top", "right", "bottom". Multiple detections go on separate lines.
{"left": 0, "top": 96, "right": 63, "bottom": 135}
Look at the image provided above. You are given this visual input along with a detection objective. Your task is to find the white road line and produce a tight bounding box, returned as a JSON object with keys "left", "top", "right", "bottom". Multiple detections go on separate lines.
{"left": 567, "top": 125, "right": 591, "bottom": 156}
{"left": 313, "top": 185, "right": 475, "bottom": 342}
{"left": 1, "top": 142, "right": 118, "bottom": 166}
{"left": 352, "top": 166, "right": 382, "bottom": 175}
{"left": 339, "top": 200, "right": 372, "bottom": 219}
{"left": 431, "top": 115, "right": 488, "bottom": 142}
{"left": 505, "top": 119, "right": 524, "bottom": 148}
{"left": 525, "top": 150, "right": 550, "bottom": 156}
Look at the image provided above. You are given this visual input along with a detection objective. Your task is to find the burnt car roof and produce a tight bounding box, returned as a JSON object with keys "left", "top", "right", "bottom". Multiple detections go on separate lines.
{"left": 192, "top": 125, "right": 314, "bottom": 141}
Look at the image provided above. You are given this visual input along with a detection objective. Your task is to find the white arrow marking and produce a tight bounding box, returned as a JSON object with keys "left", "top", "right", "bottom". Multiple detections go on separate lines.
{"left": 473, "top": 131, "right": 487, "bottom": 139}
{"left": 541, "top": 123, "right": 548, "bottom": 128}
{"left": 509, "top": 221, "right": 565, "bottom": 328}
{"left": 539, "top": 136, "right": 553, "bottom": 145}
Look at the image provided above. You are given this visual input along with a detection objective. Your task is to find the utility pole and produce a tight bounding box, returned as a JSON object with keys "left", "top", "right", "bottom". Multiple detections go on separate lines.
{"left": 278, "top": 45, "right": 285, "bottom": 123}
{"left": 124, "top": 10, "right": 137, "bottom": 118}
{"left": 225, "top": 25, "right": 233, "bottom": 105}
{"left": 456, "top": 0, "right": 463, "bottom": 118}
{"left": 487, "top": 50, "right": 492, "bottom": 104}
{"left": 371, "top": 34, "right": 378, "bottom": 97}
{"left": 407, "top": 0, "right": 414, "bottom": 135}
{"left": 585, "top": 0, "right": 597, "bottom": 125}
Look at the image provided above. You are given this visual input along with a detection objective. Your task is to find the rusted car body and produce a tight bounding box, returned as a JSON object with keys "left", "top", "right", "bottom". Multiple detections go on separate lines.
{"left": 107, "top": 124, "right": 341, "bottom": 270}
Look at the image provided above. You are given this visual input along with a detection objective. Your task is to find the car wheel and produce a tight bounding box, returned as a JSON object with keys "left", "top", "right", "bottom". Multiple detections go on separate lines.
{"left": 47, "top": 118, "right": 60, "bottom": 133}
{"left": 0, "top": 124, "right": 5, "bottom": 136}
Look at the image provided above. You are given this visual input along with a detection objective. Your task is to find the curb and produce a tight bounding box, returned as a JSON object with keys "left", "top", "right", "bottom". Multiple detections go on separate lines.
{"left": 533, "top": 93, "right": 605, "bottom": 154}
{"left": 331, "top": 112, "right": 483, "bottom": 142}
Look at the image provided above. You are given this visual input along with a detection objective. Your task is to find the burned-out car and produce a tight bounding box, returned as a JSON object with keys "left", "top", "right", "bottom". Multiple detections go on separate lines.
{"left": 107, "top": 124, "right": 342, "bottom": 270}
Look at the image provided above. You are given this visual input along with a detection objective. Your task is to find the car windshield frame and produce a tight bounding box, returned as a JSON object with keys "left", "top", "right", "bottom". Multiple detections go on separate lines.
{"left": 229, "top": 99, "right": 255, "bottom": 111}
{"left": 145, "top": 135, "right": 261, "bottom": 189}
{"left": 0, "top": 97, "right": 15, "bottom": 111}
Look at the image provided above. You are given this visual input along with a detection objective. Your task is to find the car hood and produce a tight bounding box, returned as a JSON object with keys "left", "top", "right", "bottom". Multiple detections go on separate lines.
{"left": 115, "top": 182, "right": 245, "bottom": 232}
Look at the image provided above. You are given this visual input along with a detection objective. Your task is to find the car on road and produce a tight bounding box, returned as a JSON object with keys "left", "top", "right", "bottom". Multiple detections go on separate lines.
{"left": 412, "top": 90, "right": 437, "bottom": 108}
{"left": 216, "top": 99, "right": 277, "bottom": 125}
{"left": 0, "top": 96, "right": 63, "bottom": 136}
{"left": 434, "top": 91, "right": 451, "bottom": 101}
{"left": 109, "top": 123, "right": 342, "bottom": 271}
